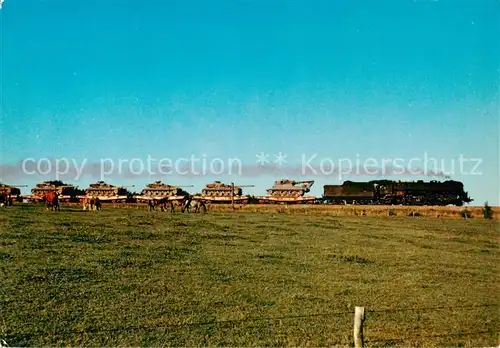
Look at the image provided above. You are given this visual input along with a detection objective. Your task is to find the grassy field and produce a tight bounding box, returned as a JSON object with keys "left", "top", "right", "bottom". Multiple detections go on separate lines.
{"left": 82, "top": 202, "right": 500, "bottom": 220}
{"left": 204, "top": 203, "right": 500, "bottom": 220}
{"left": 1, "top": 205, "right": 499, "bottom": 346}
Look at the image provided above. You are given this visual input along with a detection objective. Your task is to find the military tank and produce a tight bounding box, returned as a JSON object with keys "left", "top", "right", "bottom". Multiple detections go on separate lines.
{"left": 197, "top": 181, "right": 253, "bottom": 203}
{"left": 84, "top": 181, "right": 134, "bottom": 201}
{"left": 258, "top": 179, "right": 315, "bottom": 203}
{"left": 266, "top": 179, "right": 314, "bottom": 197}
{"left": 0, "top": 183, "right": 25, "bottom": 196}
{"left": 140, "top": 181, "right": 192, "bottom": 197}
{"left": 0, "top": 183, "right": 27, "bottom": 204}
{"left": 202, "top": 181, "right": 242, "bottom": 197}
{"left": 31, "top": 181, "right": 75, "bottom": 199}
{"left": 134, "top": 181, "right": 193, "bottom": 202}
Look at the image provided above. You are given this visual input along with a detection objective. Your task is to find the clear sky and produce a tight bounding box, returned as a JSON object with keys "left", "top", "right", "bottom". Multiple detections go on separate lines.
{"left": 1, "top": 0, "right": 499, "bottom": 204}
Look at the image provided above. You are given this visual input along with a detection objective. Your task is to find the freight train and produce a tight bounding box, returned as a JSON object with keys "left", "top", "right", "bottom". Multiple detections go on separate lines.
{"left": 5, "top": 178, "right": 473, "bottom": 206}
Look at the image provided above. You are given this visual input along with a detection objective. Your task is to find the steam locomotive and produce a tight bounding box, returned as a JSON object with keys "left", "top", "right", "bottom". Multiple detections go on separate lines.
{"left": 321, "top": 180, "right": 472, "bottom": 206}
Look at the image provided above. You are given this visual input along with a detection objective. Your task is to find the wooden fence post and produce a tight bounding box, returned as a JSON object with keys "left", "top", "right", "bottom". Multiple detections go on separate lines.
{"left": 354, "top": 306, "right": 365, "bottom": 348}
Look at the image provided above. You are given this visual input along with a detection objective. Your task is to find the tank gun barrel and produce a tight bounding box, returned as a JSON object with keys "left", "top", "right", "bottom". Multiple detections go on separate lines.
{"left": 231, "top": 183, "right": 255, "bottom": 188}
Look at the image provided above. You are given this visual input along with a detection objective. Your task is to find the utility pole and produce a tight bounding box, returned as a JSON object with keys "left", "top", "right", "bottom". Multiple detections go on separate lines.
{"left": 231, "top": 182, "right": 254, "bottom": 210}
{"left": 231, "top": 182, "right": 234, "bottom": 210}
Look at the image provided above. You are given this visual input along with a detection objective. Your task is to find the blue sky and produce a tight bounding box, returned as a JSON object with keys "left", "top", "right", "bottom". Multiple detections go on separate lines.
{"left": 1, "top": 0, "right": 499, "bottom": 204}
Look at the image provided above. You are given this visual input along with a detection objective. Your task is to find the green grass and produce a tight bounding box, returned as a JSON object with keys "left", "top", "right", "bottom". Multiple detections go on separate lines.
{"left": 1, "top": 205, "right": 499, "bottom": 346}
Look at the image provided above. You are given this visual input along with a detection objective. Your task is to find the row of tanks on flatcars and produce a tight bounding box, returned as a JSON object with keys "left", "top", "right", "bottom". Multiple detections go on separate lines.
{"left": 0, "top": 178, "right": 473, "bottom": 206}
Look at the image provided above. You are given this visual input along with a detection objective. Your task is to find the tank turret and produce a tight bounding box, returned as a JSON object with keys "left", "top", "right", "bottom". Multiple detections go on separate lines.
{"left": 266, "top": 179, "right": 314, "bottom": 198}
